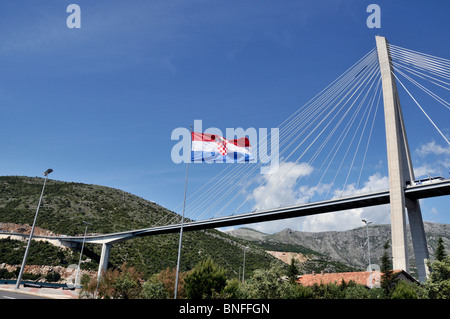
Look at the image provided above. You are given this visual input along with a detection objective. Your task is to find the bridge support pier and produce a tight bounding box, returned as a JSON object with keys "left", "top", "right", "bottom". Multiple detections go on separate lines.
{"left": 376, "top": 36, "right": 429, "bottom": 282}
{"left": 407, "top": 198, "right": 429, "bottom": 282}
{"left": 97, "top": 243, "right": 111, "bottom": 280}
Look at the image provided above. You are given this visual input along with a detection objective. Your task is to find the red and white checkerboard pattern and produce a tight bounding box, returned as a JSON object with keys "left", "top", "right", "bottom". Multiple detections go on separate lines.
{"left": 217, "top": 139, "right": 228, "bottom": 155}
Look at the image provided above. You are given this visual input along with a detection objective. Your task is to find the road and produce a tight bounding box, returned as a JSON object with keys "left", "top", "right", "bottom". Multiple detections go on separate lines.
{"left": 0, "top": 289, "right": 50, "bottom": 299}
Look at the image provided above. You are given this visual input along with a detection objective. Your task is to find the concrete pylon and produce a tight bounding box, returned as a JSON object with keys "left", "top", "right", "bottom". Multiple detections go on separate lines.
{"left": 97, "top": 243, "right": 111, "bottom": 279}
{"left": 375, "top": 36, "right": 429, "bottom": 282}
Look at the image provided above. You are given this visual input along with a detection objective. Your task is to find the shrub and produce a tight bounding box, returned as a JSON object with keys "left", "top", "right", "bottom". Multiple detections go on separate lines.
{"left": 221, "top": 278, "right": 241, "bottom": 299}
{"left": 343, "top": 284, "right": 370, "bottom": 299}
{"left": 141, "top": 278, "right": 169, "bottom": 299}
{"left": 391, "top": 281, "right": 418, "bottom": 299}
{"left": 239, "top": 264, "right": 290, "bottom": 299}
{"left": 95, "top": 263, "right": 143, "bottom": 299}
{"left": 155, "top": 267, "right": 186, "bottom": 299}
{"left": 0, "top": 269, "right": 15, "bottom": 279}
{"left": 184, "top": 259, "right": 227, "bottom": 299}
{"left": 46, "top": 272, "right": 61, "bottom": 282}
{"left": 22, "top": 273, "right": 40, "bottom": 281}
{"left": 425, "top": 257, "right": 450, "bottom": 299}
{"left": 282, "top": 282, "right": 313, "bottom": 299}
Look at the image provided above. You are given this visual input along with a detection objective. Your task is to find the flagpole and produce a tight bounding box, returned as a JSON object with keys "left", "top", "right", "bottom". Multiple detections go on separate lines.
{"left": 174, "top": 125, "right": 192, "bottom": 299}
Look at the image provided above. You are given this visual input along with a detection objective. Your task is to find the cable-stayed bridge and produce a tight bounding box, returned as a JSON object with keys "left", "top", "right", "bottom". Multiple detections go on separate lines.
{"left": 27, "top": 178, "right": 450, "bottom": 239}
{"left": 6, "top": 178, "right": 450, "bottom": 282}
{"left": 8, "top": 36, "right": 450, "bottom": 283}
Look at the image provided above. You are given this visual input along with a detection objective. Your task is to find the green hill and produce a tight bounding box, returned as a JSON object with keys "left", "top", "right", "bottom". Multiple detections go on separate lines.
{"left": 0, "top": 176, "right": 280, "bottom": 278}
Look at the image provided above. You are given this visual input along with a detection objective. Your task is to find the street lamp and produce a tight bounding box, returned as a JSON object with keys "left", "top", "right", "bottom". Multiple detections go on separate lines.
{"left": 75, "top": 221, "right": 92, "bottom": 288}
{"left": 174, "top": 125, "right": 192, "bottom": 299}
{"left": 15, "top": 169, "right": 53, "bottom": 289}
{"left": 362, "top": 219, "right": 373, "bottom": 288}
{"left": 242, "top": 246, "right": 249, "bottom": 284}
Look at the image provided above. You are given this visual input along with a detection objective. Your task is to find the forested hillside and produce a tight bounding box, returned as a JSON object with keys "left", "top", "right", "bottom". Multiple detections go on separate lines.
{"left": 0, "top": 176, "right": 280, "bottom": 277}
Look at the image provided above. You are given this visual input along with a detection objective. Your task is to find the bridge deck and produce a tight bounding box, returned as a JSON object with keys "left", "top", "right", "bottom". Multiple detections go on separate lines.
{"left": 3, "top": 181, "right": 447, "bottom": 245}
{"left": 18, "top": 180, "right": 444, "bottom": 244}
{"left": 134, "top": 180, "right": 450, "bottom": 237}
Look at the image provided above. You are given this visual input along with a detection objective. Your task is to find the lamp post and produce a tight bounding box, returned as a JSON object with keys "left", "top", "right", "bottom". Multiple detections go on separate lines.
{"left": 75, "top": 221, "right": 92, "bottom": 288}
{"left": 362, "top": 219, "right": 373, "bottom": 288}
{"left": 174, "top": 125, "right": 192, "bottom": 299}
{"left": 242, "top": 246, "right": 249, "bottom": 284}
{"left": 15, "top": 169, "right": 53, "bottom": 289}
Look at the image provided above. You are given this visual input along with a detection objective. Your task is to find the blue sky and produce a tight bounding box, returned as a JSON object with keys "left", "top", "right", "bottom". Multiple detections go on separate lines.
{"left": 0, "top": 0, "right": 449, "bottom": 233}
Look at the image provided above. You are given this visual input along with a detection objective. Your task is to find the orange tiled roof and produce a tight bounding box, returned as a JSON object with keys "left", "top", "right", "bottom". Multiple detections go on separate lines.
{"left": 296, "top": 270, "right": 405, "bottom": 287}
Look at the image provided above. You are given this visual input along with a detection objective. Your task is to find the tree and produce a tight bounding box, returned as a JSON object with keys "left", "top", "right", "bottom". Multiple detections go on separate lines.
{"left": 79, "top": 273, "right": 96, "bottom": 299}
{"left": 156, "top": 267, "right": 186, "bottom": 299}
{"left": 239, "top": 264, "right": 293, "bottom": 299}
{"left": 424, "top": 237, "right": 450, "bottom": 299}
{"left": 141, "top": 275, "right": 169, "bottom": 299}
{"left": 287, "top": 257, "right": 299, "bottom": 283}
{"left": 184, "top": 259, "right": 227, "bottom": 299}
{"left": 380, "top": 240, "right": 396, "bottom": 296}
{"left": 425, "top": 256, "right": 450, "bottom": 299}
{"left": 219, "top": 278, "right": 241, "bottom": 299}
{"left": 343, "top": 284, "right": 371, "bottom": 299}
{"left": 391, "top": 281, "right": 418, "bottom": 299}
{"left": 95, "top": 263, "right": 143, "bottom": 299}
{"left": 309, "top": 282, "right": 345, "bottom": 299}
{"left": 435, "top": 237, "right": 447, "bottom": 262}
{"left": 45, "top": 272, "right": 61, "bottom": 282}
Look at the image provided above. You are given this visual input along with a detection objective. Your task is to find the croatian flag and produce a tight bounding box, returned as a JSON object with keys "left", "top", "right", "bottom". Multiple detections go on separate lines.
{"left": 191, "top": 132, "right": 254, "bottom": 163}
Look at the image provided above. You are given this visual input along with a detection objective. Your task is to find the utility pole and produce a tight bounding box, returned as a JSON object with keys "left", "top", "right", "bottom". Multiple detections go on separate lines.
{"left": 362, "top": 219, "right": 373, "bottom": 288}
{"left": 174, "top": 126, "right": 192, "bottom": 299}
{"left": 16, "top": 169, "right": 53, "bottom": 289}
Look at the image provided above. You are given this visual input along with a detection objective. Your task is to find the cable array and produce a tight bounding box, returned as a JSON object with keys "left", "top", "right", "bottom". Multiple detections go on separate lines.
{"left": 390, "top": 44, "right": 450, "bottom": 145}
{"left": 155, "top": 43, "right": 449, "bottom": 227}
{"left": 154, "top": 48, "right": 383, "bottom": 227}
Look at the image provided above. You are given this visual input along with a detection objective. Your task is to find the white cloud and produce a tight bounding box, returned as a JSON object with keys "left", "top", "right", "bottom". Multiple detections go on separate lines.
{"left": 414, "top": 164, "right": 438, "bottom": 178}
{"left": 247, "top": 170, "right": 391, "bottom": 233}
{"left": 250, "top": 161, "right": 315, "bottom": 211}
{"left": 414, "top": 140, "right": 450, "bottom": 179}
{"left": 331, "top": 172, "right": 389, "bottom": 198}
{"left": 302, "top": 209, "right": 364, "bottom": 232}
{"left": 301, "top": 173, "right": 390, "bottom": 232}
{"left": 416, "top": 141, "right": 450, "bottom": 157}
{"left": 301, "top": 205, "right": 391, "bottom": 232}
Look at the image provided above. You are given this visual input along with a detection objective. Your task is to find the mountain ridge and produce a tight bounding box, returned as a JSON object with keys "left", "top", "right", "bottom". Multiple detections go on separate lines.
{"left": 226, "top": 222, "right": 450, "bottom": 277}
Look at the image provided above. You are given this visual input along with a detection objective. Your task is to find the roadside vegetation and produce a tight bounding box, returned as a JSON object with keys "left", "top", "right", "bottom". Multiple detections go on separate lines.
{"left": 1, "top": 234, "right": 449, "bottom": 299}
{"left": 1, "top": 177, "right": 449, "bottom": 299}
{"left": 77, "top": 238, "right": 449, "bottom": 299}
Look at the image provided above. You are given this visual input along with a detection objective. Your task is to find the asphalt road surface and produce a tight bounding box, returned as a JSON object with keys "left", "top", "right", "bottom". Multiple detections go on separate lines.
{"left": 0, "top": 289, "right": 50, "bottom": 299}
